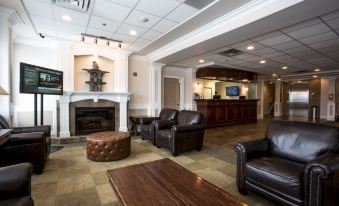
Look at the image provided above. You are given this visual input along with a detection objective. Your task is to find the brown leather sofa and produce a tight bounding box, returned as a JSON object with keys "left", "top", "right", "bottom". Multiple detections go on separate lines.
{"left": 140, "top": 108, "right": 178, "bottom": 145}
{"left": 155, "top": 110, "right": 206, "bottom": 156}
{"left": 0, "top": 115, "right": 51, "bottom": 174}
{"left": 234, "top": 120, "right": 339, "bottom": 206}
{"left": 0, "top": 163, "right": 34, "bottom": 206}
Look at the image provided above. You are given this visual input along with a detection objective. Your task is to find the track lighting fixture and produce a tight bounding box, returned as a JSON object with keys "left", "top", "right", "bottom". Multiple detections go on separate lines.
{"left": 94, "top": 38, "right": 98, "bottom": 44}
{"left": 118, "top": 43, "right": 122, "bottom": 48}
{"left": 39, "top": 33, "right": 45, "bottom": 38}
{"left": 81, "top": 35, "right": 85, "bottom": 42}
{"left": 80, "top": 33, "right": 122, "bottom": 47}
{"left": 106, "top": 40, "right": 110, "bottom": 46}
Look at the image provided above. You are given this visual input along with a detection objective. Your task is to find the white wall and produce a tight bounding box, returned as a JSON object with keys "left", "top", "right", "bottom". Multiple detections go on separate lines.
{"left": 13, "top": 43, "right": 58, "bottom": 134}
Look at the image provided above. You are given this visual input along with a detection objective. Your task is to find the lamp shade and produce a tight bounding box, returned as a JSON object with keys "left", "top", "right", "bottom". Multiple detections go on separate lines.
{"left": 0, "top": 86, "right": 9, "bottom": 95}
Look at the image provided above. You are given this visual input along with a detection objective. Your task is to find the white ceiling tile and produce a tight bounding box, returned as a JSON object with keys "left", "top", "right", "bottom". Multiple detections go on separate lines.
{"left": 309, "top": 39, "right": 339, "bottom": 49}
{"left": 287, "top": 23, "right": 331, "bottom": 39}
{"left": 136, "top": 0, "right": 181, "bottom": 17}
{"left": 31, "top": 15, "right": 54, "bottom": 30}
{"left": 152, "top": 19, "right": 178, "bottom": 33}
{"left": 53, "top": 5, "right": 90, "bottom": 26}
{"left": 141, "top": 30, "right": 163, "bottom": 41}
{"left": 251, "top": 47, "right": 277, "bottom": 55}
{"left": 166, "top": 4, "right": 198, "bottom": 23}
{"left": 210, "top": 46, "right": 232, "bottom": 54}
{"left": 93, "top": 0, "right": 131, "bottom": 22}
{"left": 321, "top": 10, "right": 339, "bottom": 21}
{"left": 298, "top": 31, "right": 337, "bottom": 45}
{"left": 253, "top": 31, "right": 283, "bottom": 42}
{"left": 88, "top": 16, "right": 120, "bottom": 32}
{"left": 317, "top": 46, "right": 339, "bottom": 54}
{"left": 326, "top": 18, "right": 339, "bottom": 30}
{"left": 125, "top": 10, "right": 161, "bottom": 29}
{"left": 281, "top": 19, "right": 320, "bottom": 33}
{"left": 116, "top": 23, "right": 147, "bottom": 36}
{"left": 106, "top": 0, "right": 139, "bottom": 8}
{"left": 23, "top": 0, "right": 53, "bottom": 18}
{"left": 86, "top": 28, "right": 113, "bottom": 38}
{"left": 271, "top": 41, "right": 303, "bottom": 51}
{"left": 55, "top": 21, "right": 86, "bottom": 35}
{"left": 113, "top": 33, "right": 137, "bottom": 44}
{"left": 260, "top": 52, "right": 286, "bottom": 58}
{"left": 130, "top": 38, "right": 152, "bottom": 49}
{"left": 259, "top": 34, "right": 293, "bottom": 46}
{"left": 283, "top": 46, "right": 311, "bottom": 55}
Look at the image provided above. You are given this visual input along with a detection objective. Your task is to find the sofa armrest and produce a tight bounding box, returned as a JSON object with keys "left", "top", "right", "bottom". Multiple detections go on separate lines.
{"left": 154, "top": 120, "right": 176, "bottom": 130}
{"left": 140, "top": 117, "right": 159, "bottom": 125}
{"left": 304, "top": 152, "right": 339, "bottom": 205}
{"left": 171, "top": 124, "right": 205, "bottom": 133}
{"left": 12, "top": 125, "right": 51, "bottom": 137}
{"left": 0, "top": 163, "right": 32, "bottom": 200}
{"left": 3, "top": 132, "right": 45, "bottom": 147}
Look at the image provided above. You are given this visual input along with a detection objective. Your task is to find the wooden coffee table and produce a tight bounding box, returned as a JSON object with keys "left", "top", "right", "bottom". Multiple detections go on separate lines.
{"left": 107, "top": 158, "right": 247, "bottom": 206}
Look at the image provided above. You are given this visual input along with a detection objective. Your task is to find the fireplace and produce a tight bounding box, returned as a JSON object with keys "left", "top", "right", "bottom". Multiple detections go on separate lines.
{"left": 75, "top": 107, "right": 115, "bottom": 135}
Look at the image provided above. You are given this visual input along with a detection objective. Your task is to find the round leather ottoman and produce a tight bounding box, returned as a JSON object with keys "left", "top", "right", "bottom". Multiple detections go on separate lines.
{"left": 86, "top": 131, "right": 131, "bottom": 162}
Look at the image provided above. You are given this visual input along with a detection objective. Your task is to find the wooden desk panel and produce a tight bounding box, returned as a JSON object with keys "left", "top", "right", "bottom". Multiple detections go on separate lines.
{"left": 107, "top": 158, "right": 247, "bottom": 206}
{"left": 195, "top": 99, "right": 258, "bottom": 127}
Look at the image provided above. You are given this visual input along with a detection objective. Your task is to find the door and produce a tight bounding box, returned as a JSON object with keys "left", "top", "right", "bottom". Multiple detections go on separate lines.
{"left": 164, "top": 78, "right": 180, "bottom": 110}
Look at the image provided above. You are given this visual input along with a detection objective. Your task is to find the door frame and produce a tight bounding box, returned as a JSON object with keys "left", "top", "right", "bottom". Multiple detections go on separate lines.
{"left": 162, "top": 75, "right": 184, "bottom": 110}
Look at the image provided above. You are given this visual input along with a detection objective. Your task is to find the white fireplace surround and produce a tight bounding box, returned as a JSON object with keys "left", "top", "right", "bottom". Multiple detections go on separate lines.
{"left": 59, "top": 92, "right": 133, "bottom": 138}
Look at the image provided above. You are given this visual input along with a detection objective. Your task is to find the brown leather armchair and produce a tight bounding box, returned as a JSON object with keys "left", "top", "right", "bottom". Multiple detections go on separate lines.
{"left": 140, "top": 108, "right": 178, "bottom": 145}
{"left": 234, "top": 120, "right": 339, "bottom": 206}
{"left": 155, "top": 110, "right": 206, "bottom": 156}
{"left": 0, "top": 115, "right": 51, "bottom": 174}
{"left": 0, "top": 163, "right": 34, "bottom": 206}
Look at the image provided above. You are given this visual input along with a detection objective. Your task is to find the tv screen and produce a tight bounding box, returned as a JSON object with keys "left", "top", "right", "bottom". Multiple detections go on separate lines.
{"left": 20, "top": 63, "right": 63, "bottom": 95}
{"left": 226, "top": 86, "right": 239, "bottom": 96}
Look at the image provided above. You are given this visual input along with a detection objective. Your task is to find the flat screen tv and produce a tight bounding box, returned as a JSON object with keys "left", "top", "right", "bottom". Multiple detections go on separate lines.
{"left": 20, "top": 62, "right": 63, "bottom": 95}
{"left": 226, "top": 86, "right": 239, "bottom": 96}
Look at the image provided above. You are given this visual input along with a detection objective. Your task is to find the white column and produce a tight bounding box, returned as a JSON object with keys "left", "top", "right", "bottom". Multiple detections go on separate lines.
{"left": 57, "top": 41, "right": 74, "bottom": 91}
{"left": 0, "top": 10, "right": 13, "bottom": 122}
{"left": 150, "top": 63, "right": 165, "bottom": 116}
{"left": 256, "top": 78, "right": 264, "bottom": 119}
{"left": 114, "top": 50, "right": 131, "bottom": 92}
{"left": 274, "top": 81, "right": 282, "bottom": 116}
{"left": 59, "top": 93, "right": 71, "bottom": 138}
{"left": 119, "top": 99, "right": 128, "bottom": 132}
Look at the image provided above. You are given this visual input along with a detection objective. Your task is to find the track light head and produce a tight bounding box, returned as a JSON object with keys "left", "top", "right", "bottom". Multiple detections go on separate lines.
{"left": 118, "top": 43, "right": 122, "bottom": 48}
{"left": 39, "top": 33, "right": 45, "bottom": 38}
{"left": 106, "top": 40, "right": 110, "bottom": 46}
{"left": 94, "top": 38, "right": 98, "bottom": 44}
{"left": 81, "top": 35, "right": 85, "bottom": 42}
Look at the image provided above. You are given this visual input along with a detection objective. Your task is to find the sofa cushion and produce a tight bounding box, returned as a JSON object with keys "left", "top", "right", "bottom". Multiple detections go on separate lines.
{"left": 245, "top": 156, "right": 304, "bottom": 199}
{"left": 266, "top": 120, "right": 339, "bottom": 163}
{"left": 0, "top": 196, "right": 33, "bottom": 206}
{"left": 177, "top": 110, "right": 203, "bottom": 125}
{"left": 157, "top": 129, "right": 172, "bottom": 148}
{"left": 0, "top": 115, "right": 10, "bottom": 129}
{"left": 159, "top": 108, "right": 178, "bottom": 121}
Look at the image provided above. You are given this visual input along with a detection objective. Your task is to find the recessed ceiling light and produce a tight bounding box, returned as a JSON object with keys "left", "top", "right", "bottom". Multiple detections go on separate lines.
{"left": 277, "top": 78, "right": 281, "bottom": 81}
{"left": 272, "top": 73, "right": 277, "bottom": 77}
{"left": 242, "top": 79, "right": 248, "bottom": 82}
{"left": 129, "top": 30, "right": 137, "bottom": 36}
{"left": 138, "top": 17, "right": 149, "bottom": 22}
{"left": 260, "top": 60, "right": 266, "bottom": 64}
{"left": 198, "top": 59, "right": 204, "bottom": 63}
{"left": 62, "top": 15, "right": 72, "bottom": 22}
{"left": 246, "top": 45, "right": 255, "bottom": 50}
{"left": 314, "top": 68, "right": 320, "bottom": 72}
{"left": 297, "top": 80, "right": 301, "bottom": 83}
{"left": 282, "top": 66, "right": 288, "bottom": 70}
{"left": 313, "top": 75, "right": 317, "bottom": 78}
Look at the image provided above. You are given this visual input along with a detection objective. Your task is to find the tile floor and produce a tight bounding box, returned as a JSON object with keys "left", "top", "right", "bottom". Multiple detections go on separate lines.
{"left": 32, "top": 117, "right": 327, "bottom": 206}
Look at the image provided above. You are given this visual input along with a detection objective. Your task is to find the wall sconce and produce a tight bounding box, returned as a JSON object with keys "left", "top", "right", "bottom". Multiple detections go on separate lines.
{"left": 196, "top": 82, "right": 200, "bottom": 86}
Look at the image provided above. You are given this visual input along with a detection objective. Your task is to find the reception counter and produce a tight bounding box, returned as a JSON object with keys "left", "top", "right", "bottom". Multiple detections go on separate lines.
{"left": 195, "top": 99, "right": 258, "bottom": 127}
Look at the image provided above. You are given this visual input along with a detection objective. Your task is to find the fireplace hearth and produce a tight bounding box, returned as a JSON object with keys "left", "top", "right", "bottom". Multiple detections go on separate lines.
{"left": 75, "top": 107, "right": 115, "bottom": 135}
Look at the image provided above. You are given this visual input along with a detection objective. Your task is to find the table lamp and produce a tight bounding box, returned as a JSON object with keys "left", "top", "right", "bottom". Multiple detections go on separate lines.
{"left": 0, "top": 86, "right": 9, "bottom": 95}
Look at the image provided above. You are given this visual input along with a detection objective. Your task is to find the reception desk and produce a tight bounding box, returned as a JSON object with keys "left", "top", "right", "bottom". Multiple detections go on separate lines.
{"left": 195, "top": 99, "right": 258, "bottom": 127}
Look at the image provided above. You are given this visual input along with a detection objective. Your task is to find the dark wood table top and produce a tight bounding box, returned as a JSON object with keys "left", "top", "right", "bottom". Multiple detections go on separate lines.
{"left": 0, "top": 129, "right": 12, "bottom": 146}
{"left": 107, "top": 158, "right": 247, "bottom": 206}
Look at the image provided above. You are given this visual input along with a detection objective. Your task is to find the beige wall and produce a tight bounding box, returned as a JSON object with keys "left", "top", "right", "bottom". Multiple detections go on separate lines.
{"left": 74, "top": 55, "right": 114, "bottom": 92}
{"left": 128, "top": 56, "right": 151, "bottom": 106}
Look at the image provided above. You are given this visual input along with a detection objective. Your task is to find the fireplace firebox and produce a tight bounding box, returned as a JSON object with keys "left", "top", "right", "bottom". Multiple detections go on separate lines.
{"left": 75, "top": 107, "right": 115, "bottom": 135}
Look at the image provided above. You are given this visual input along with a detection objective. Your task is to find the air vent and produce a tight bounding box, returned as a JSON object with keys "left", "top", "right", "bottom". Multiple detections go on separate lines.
{"left": 53, "top": 0, "right": 91, "bottom": 12}
{"left": 218, "top": 49, "right": 243, "bottom": 57}
{"left": 184, "top": 0, "right": 215, "bottom": 10}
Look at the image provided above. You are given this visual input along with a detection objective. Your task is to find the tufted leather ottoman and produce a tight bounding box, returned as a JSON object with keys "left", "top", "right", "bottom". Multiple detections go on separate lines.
{"left": 86, "top": 131, "right": 131, "bottom": 162}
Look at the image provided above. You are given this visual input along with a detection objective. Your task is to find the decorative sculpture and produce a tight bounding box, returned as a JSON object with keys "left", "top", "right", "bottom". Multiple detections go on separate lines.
{"left": 83, "top": 61, "right": 109, "bottom": 92}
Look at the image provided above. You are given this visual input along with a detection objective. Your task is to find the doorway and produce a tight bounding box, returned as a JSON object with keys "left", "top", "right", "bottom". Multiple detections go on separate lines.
{"left": 163, "top": 77, "right": 181, "bottom": 110}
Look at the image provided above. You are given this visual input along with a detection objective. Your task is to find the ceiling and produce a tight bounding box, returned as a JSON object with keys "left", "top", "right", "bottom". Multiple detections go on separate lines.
{"left": 14, "top": 0, "right": 220, "bottom": 51}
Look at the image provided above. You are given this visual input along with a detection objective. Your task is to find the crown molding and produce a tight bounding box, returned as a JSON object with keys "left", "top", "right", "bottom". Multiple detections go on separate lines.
{"left": 0, "top": 7, "right": 23, "bottom": 26}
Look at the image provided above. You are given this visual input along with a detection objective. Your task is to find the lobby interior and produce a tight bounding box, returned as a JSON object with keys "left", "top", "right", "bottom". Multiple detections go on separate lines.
{"left": 0, "top": 0, "right": 339, "bottom": 206}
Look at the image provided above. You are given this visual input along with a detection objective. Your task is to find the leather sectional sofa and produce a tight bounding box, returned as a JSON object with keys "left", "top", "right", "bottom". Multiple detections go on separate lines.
{"left": 234, "top": 120, "right": 339, "bottom": 206}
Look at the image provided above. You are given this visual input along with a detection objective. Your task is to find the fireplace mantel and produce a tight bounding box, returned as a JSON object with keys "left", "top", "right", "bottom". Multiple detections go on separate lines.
{"left": 59, "top": 91, "right": 133, "bottom": 138}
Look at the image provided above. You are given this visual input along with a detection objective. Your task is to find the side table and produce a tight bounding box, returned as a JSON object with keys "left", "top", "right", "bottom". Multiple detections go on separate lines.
{"left": 129, "top": 115, "right": 148, "bottom": 136}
